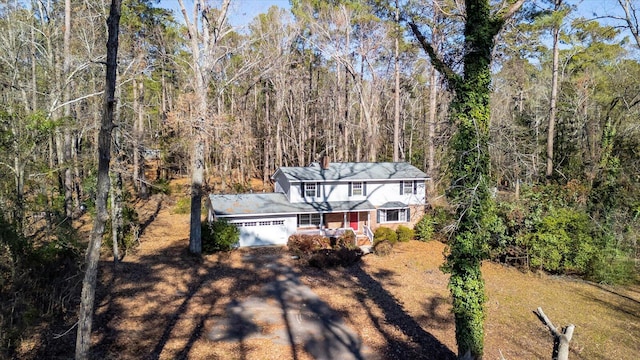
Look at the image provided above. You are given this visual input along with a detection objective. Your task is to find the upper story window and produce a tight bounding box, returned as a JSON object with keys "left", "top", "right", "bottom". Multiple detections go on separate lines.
{"left": 349, "top": 181, "right": 366, "bottom": 197}
{"left": 305, "top": 183, "right": 316, "bottom": 197}
{"left": 400, "top": 180, "right": 417, "bottom": 195}
{"left": 303, "top": 182, "right": 320, "bottom": 198}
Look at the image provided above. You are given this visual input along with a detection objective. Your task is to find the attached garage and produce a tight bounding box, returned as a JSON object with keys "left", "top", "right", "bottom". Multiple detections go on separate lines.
{"left": 207, "top": 193, "right": 302, "bottom": 247}
{"left": 228, "top": 215, "right": 297, "bottom": 247}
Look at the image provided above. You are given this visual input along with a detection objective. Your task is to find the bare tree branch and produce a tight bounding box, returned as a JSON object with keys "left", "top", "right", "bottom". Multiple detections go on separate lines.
{"left": 408, "top": 22, "right": 460, "bottom": 86}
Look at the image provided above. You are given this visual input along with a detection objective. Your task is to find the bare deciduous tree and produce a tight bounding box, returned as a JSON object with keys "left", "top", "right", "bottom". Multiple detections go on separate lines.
{"left": 177, "top": 0, "right": 232, "bottom": 254}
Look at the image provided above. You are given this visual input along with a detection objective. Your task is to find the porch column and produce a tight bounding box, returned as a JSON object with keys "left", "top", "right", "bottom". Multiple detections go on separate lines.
{"left": 343, "top": 212, "right": 347, "bottom": 228}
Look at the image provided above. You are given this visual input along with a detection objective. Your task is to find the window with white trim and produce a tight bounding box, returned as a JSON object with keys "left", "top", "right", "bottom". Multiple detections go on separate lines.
{"left": 272, "top": 220, "right": 285, "bottom": 225}
{"left": 244, "top": 222, "right": 256, "bottom": 227}
{"left": 298, "top": 213, "right": 321, "bottom": 227}
{"left": 377, "top": 208, "right": 409, "bottom": 223}
{"left": 352, "top": 182, "right": 363, "bottom": 196}
{"left": 304, "top": 183, "right": 317, "bottom": 197}
{"left": 400, "top": 181, "right": 416, "bottom": 195}
{"left": 259, "top": 221, "right": 271, "bottom": 226}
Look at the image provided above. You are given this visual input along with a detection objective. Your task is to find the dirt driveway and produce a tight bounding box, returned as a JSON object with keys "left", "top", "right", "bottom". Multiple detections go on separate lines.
{"left": 207, "top": 253, "right": 375, "bottom": 360}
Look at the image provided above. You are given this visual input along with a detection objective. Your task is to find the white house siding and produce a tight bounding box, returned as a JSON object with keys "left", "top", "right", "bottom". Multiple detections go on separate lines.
{"left": 280, "top": 180, "right": 426, "bottom": 207}
{"left": 365, "top": 180, "right": 426, "bottom": 206}
{"left": 227, "top": 214, "right": 297, "bottom": 247}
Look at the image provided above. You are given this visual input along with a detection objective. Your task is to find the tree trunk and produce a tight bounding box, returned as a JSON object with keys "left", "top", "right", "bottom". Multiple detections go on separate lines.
{"left": 63, "top": 0, "right": 73, "bottom": 219}
{"left": 133, "top": 74, "right": 148, "bottom": 199}
{"left": 618, "top": 0, "right": 640, "bottom": 48}
{"left": 427, "top": 67, "right": 438, "bottom": 193}
{"left": 546, "top": 0, "right": 562, "bottom": 181}
{"left": 111, "top": 102, "right": 124, "bottom": 264}
{"left": 132, "top": 76, "right": 140, "bottom": 194}
{"left": 110, "top": 170, "right": 122, "bottom": 264}
{"left": 14, "top": 157, "right": 25, "bottom": 232}
{"left": 409, "top": 0, "right": 525, "bottom": 358}
{"left": 75, "top": 1, "right": 122, "bottom": 358}
{"left": 178, "top": 0, "right": 231, "bottom": 254}
{"left": 393, "top": 0, "right": 401, "bottom": 162}
{"left": 263, "top": 88, "right": 271, "bottom": 184}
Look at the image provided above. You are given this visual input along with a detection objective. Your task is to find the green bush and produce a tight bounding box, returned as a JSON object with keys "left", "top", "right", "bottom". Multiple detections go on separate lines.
{"left": 589, "top": 246, "right": 636, "bottom": 285}
{"left": 374, "top": 227, "right": 397, "bottom": 245}
{"left": 201, "top": 220, "right": 239, "bottom": 253}
{"left": 396, "top": 225, "right": 414, "bottom": 242}
{"left": 232, "top": 182, "right": 249, "bottom": 193}
{"left": 517, "top": 207, "right": 596, "bottom": 274}
{"left": 432, "top": 206, "right": 456, "bottom": 234}
{"left": 414, "top": 214, "right": 435, "bottom": 241}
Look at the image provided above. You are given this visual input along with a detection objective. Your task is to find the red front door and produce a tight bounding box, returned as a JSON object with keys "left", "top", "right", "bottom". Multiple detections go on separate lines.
{"left": 349, "top": 212, "right": 359, "bottom": 231}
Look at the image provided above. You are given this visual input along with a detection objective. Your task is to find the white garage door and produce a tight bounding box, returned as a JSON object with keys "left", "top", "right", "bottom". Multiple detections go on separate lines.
{"left": 232, "top": 219, "right": 292, "bottom": 247}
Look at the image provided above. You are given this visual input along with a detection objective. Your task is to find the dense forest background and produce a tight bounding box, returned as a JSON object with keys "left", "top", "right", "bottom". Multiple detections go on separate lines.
{"left": 1, "top": 0, "right": 639, "bottom": 357}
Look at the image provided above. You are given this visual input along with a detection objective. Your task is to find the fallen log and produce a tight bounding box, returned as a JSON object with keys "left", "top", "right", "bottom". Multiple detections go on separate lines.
{"left": 534, "top": 307, "right": 575, "bottom": 360}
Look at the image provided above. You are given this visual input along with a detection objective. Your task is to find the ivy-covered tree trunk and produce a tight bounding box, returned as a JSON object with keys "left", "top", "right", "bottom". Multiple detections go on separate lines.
{"left": 410, "top": 0, "right": 525, "bottom": 358}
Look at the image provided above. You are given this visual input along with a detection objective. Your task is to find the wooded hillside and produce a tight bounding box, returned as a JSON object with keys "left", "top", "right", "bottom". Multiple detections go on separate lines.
{"left": 0, "top": 0, "right": 638, "bottom": 358}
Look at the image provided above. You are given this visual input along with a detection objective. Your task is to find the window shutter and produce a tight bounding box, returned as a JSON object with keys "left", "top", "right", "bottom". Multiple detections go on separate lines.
{"left": 413, "top": 180, "right": 417, "bottom": 194}
{"left": 406, "top": 208, "right": 411, "bottom": 222}
{"left": 348, "top": 182, "right": 352, "bottom": 196}
{"left": 377, "top": 210, "right": 382, "bottom": 223}
{"left": 316, "top": 182, "right": 321, "bottom": 197}
{"left": 399, "top": 181, "right": 404, "bottom": 195}
{"left": 363, "top": 182, "right": 367, "bottom": 196}
{"left": 301, "top": 182, "right": 305, "bottom": 198}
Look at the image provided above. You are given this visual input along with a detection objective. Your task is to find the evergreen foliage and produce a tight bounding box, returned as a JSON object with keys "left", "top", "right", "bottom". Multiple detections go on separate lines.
{"left": 396, "top": 225, "right": 414, "bottom": 242}
{"left": 414, "top": 213, "right": 435, "bottom": 241}
{"left": 201, "top": 220, "right": 240, "bottom": 253}
{"left": 491, "top": 183, "right": 637, "bottom": 284}
{"left": 0, "top": 215, "right": 82, "bottom": 358}
{"left": 374, "top": 227, "right": 398, "bottom": 245}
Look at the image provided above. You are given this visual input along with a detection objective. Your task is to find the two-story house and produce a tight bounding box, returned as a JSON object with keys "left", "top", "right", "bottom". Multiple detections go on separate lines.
{"left": 207, "top": 159, "right": 429, "bottom": 247}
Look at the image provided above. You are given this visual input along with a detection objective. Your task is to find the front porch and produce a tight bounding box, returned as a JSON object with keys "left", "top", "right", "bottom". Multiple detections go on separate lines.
{"left": 296, "top": 210, "right": 374, "bottom": 246}
{"left": 296, "top": 225, "right": 374, "bottom": 246}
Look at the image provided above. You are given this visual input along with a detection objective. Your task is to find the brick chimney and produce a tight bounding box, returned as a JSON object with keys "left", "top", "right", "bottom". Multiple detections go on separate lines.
{"left": 321, "top": 155, "right": 330, "bottom": 170}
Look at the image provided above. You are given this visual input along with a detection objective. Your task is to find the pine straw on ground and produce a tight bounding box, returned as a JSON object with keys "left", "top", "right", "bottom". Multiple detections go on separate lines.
{"left": 46, "top": 193, "right": 640, "bottom": 359}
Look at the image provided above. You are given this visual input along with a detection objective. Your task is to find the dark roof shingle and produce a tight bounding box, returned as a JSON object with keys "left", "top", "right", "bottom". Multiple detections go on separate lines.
{"left": 274, "top": 162, "right": 428, "bottom": 182}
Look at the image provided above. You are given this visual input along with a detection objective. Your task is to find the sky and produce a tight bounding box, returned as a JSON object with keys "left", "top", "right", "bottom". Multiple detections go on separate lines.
{"left": 157, "top": 0, "right": 628, "bottom": 27}
{"left": 157, "top": 0, "right": 637, "bottom": 54}
{"left": 158, "top": 0, "right": 291, "bottom": 27}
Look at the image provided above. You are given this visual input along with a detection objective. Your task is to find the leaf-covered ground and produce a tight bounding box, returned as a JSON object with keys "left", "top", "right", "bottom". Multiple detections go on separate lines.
{"left": 21, "top": 191, "right": 639, "bottom": 359}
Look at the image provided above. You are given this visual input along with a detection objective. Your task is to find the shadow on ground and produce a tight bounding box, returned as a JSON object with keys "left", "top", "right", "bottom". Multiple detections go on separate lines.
{"left": 300, "top": 263, "right": 457, "bottom": 360}
{"left": 89, "top": 245, "right": 373, "bottom": 359}
{"left": 86, "top": 241, "right": 456, "bottom": 360}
